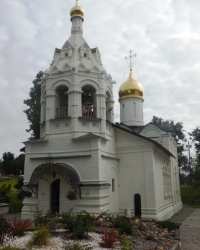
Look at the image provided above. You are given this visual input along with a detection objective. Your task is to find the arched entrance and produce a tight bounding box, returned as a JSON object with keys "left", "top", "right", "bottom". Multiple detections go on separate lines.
{"left": 134, "top": 193, "right": 141, "bottom": 218}
{"left": 51, "top": 179, "right": 60, "bottom": 214}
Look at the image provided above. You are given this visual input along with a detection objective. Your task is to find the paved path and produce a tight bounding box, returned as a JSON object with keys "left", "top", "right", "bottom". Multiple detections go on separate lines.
{"left": 171, "top": 206, "right": 200, "bottom": 250}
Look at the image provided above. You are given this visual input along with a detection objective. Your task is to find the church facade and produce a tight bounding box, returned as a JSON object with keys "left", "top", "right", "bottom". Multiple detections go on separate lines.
{"left": 21, "top": 1, "right": 182, "bottom": 220}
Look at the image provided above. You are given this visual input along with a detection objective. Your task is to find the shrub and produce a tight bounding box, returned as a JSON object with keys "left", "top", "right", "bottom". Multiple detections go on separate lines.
{"left": 64, "top": 242, "right": 92, "bottom": 250}
{"left": 145, "top": 234, "right": 156, "bottom": 241}
{"left": 61, "top": 211, "right": 94, "bottom": 239}
{"left": 0, "top": 247, "right": 26, "bottom": 250}
{"left": 120, "top": 234, "right": 134, "bottom": 250}
{"left": 34, "top": 208, "right": 48, "bottom": 228}
{"left": 156, "top": 220, "right": 177, "bottom": 231}
{"left": 72, "top": 213, "right": 94, "bottom": 239}
{"left": 10, "top": 217, "right": 33, "bottom": 237}
{"left": 28, "top": 226, "right": 51, "bottom": 247}
{"left": 99, "top": 228, "right": 119, "bottom": 248}
{"left": 114, "top": 215, "right": 132, "bottom": 234}
{"left": 0, "top": 215, "right": 11, "bottom": 245}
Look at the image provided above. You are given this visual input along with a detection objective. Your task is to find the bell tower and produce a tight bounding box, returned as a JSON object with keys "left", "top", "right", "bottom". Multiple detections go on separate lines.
{"left": 118, "top": 51, "right": 144, "bottom": 126}
{"left": 39, "top": 0, "right": 115, "bottom": 139}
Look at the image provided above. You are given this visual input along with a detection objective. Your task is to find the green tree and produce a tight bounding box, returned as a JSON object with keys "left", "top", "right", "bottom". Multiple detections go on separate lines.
{"left": 189, "top": 127, "right": 200, "bottom": 186}
{"left": 24, "top": 71, "right": 43, "bottom": 139}
{"left": 2, "top": 152, "right": 15, "bottom": 175}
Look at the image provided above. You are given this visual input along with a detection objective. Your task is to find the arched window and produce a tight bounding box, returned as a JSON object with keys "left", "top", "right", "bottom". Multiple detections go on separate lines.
{"left": 84, "top": 52, "right": 87, "bottom": 58}
{"left": 55, "top": 85, "right": 68, "bottom": 118}
{"left": 82, "top": 85, "right": 96, "bottom": 117}
{"left": 112, "top": 178, "right": 115, "bottom": 192}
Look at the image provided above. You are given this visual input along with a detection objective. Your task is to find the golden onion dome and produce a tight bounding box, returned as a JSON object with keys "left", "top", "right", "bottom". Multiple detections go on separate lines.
{"left": 119, "top": 70, "right": 144, "bottom": 100}
{"left": 70, "top": 1, "right": 84, "bottom": 21}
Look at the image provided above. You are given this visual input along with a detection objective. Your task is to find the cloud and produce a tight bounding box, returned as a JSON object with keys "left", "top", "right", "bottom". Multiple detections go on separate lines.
{"left": 0, "top": 0, "right": 200, "bottom": 157}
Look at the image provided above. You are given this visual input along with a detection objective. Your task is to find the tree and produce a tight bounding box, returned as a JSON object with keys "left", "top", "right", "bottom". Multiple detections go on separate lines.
{"left": 2, "top": 152, "right": 15, "bottom": 175}
{"left": 24, "top": 71, "right": 43, "bottom": 139}
{"left": 1, "top": 152, "right": 25, "bottom": 175}
{"left": 189, "top": 127, "right": 200, "bottom": 186}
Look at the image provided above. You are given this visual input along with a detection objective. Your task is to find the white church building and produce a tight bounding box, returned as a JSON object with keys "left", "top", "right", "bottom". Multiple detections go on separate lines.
{"left": 22, "top": 1, "right": 182, "bottom": 220}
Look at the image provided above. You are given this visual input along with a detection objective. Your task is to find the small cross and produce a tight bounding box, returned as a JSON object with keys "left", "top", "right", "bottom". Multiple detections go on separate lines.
{"left": 76, "top": 0, "right": 79, "bottom": 6}
{"left": 124, "top": 50, "right": 137, "bottom": 71}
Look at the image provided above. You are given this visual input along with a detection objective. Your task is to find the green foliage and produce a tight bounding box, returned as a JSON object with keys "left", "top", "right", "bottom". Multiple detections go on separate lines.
{"left": 145, "top": 234, "right": 156, "bottom": 241}
{"left": 33, "top": 208, "right": 48, "bottom": 228}
{"left": 0, "top": 179, "right": 23, "bottom": 213}
{"left": 24, "top": 71, "right": 43, "bottom": 139}
{"left": 64, "top": 242, "right": 92, "bottom": 250}
{"left": 99, "top": 228, "right": 119, "bottom": 248}
{"left": 156, "top": 220, "right": 177, "bottom": 231}
{"left": 114, "top": 215, "right": 132, "bottom": 234}
{"left": 120, "top": 234, "right": 134, "bottom": 250}
{"left": 181, "top": 185, "right": 200, "bottom": 206}
{"left": 10, "top": 217, "right": 33, "bottom": 237}
{"left": 0, "top": 215, "right": 11, "bottom": 245}
{"left": 28, "top": 226, "right": 51, "bottom": 247}
{"left": 189, "top": 127, "right": 200, "bottom": 155}
{"left": 14, "top": 178, "right": 24, "bottom": 190}
{"left": 0, "top": 247, "right": 26, "bottom": 250}
{"left": 61, "top": 211, "right": 94, "bottom": 239}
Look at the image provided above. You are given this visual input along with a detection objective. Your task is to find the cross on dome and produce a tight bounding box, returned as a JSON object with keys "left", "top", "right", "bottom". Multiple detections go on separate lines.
{"left": 124, "top": 50, "right": 137, "bottom": 71}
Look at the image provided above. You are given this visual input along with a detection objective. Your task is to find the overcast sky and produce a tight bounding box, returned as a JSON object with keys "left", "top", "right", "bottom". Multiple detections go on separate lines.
{"left": 0, "top": 0, "right": 200, "bottom": 158}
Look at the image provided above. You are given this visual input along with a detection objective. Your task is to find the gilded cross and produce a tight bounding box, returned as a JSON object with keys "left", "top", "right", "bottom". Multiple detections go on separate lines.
{"left": 124, "top": 50, "right": 137, "bottom": 71}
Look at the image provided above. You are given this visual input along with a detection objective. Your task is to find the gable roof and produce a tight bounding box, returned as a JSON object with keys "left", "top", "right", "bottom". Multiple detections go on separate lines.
{"left": 128, "top": 122, "right": 171, "bottom": 134}
{"left": 113, "top": 123, "right": 175, "bottom": 158}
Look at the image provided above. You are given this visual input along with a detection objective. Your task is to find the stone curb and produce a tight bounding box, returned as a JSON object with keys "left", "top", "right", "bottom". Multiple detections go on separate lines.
{"left": 171, "top": 241, "right": 181, "bottom": 250}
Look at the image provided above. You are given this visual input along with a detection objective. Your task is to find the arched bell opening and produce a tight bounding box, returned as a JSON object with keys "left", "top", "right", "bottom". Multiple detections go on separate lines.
{"left": 55, "top": 85, "right": 69, "bottom": 118}
{"left": 82, "top": 85, "right": 96, "bottom": 117}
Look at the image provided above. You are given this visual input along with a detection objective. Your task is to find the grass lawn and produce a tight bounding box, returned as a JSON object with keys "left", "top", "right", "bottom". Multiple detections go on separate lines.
{"left": 181, "top": 185, "right": 200, "bottom": 207}
{"left": 0, "top": 178, "right": 23, "bottom": 213}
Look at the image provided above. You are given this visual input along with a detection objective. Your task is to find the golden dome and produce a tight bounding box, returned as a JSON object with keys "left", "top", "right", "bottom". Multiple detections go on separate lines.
{"left": 70, "top": 1, "right": 84, "bottom": 21}
{"left": 119, "top": 70, "right": 144, "bottom": 100}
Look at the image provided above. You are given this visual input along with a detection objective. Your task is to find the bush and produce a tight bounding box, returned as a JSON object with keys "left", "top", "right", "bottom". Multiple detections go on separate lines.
{"left": 61, "top": 211, "right": 94, "bottom": 239}
{"left": 0, "top": 215, "right": 11, "bottom": 245}
{"left": 0, "top": 247, "right": 26, "bottom": 250}
{"left": 34, "top": 208, "right": 48, "bottom": 228}
{"left": 10, "top": 217, "right": 33, "bottom": 237}
{"left": 64, "top": 242, "right": 92, "bottom": 250}
{"left": 28, "top": 226, "right": 51, "bottom": 247}
{"left": 120, "top": 234, "right": 134, "bottom": 250}
{"left": 72, "top": 213, "right": 94, "bottom": 239}
{"left": 156, "top": 220, "right": 177, "bottom": 231}
{"left": 99, "top": 228, "right": 119, "bottom": 248}
{"left": 114, "top": 215, "right": 132, "bottom": 234}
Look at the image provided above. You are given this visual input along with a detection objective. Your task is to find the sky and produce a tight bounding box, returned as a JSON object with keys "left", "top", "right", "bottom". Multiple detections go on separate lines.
{"left": 0, "top": 0, "right": 200, "bottom": 158}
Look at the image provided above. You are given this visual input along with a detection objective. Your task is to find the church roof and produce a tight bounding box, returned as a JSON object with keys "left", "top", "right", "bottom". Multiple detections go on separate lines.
{"left": 113, "top": 123, "right": 175, "bottom": 158}
{"left": 128, "top": 122, "right": 171, "bottom": 134}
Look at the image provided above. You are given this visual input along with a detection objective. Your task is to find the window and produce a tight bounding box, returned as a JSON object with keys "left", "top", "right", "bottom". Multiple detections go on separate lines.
{"left": 112, "top": 178, "right": 115, "bottom": 192}
{"left": 65, "top": 52, "right": 68, "bottom": 57}
{"left": 84, "top": 52, "right": 87, "bottom": 58}
{"left": 82, "top": 85, "right": 96, "bottom": 117}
